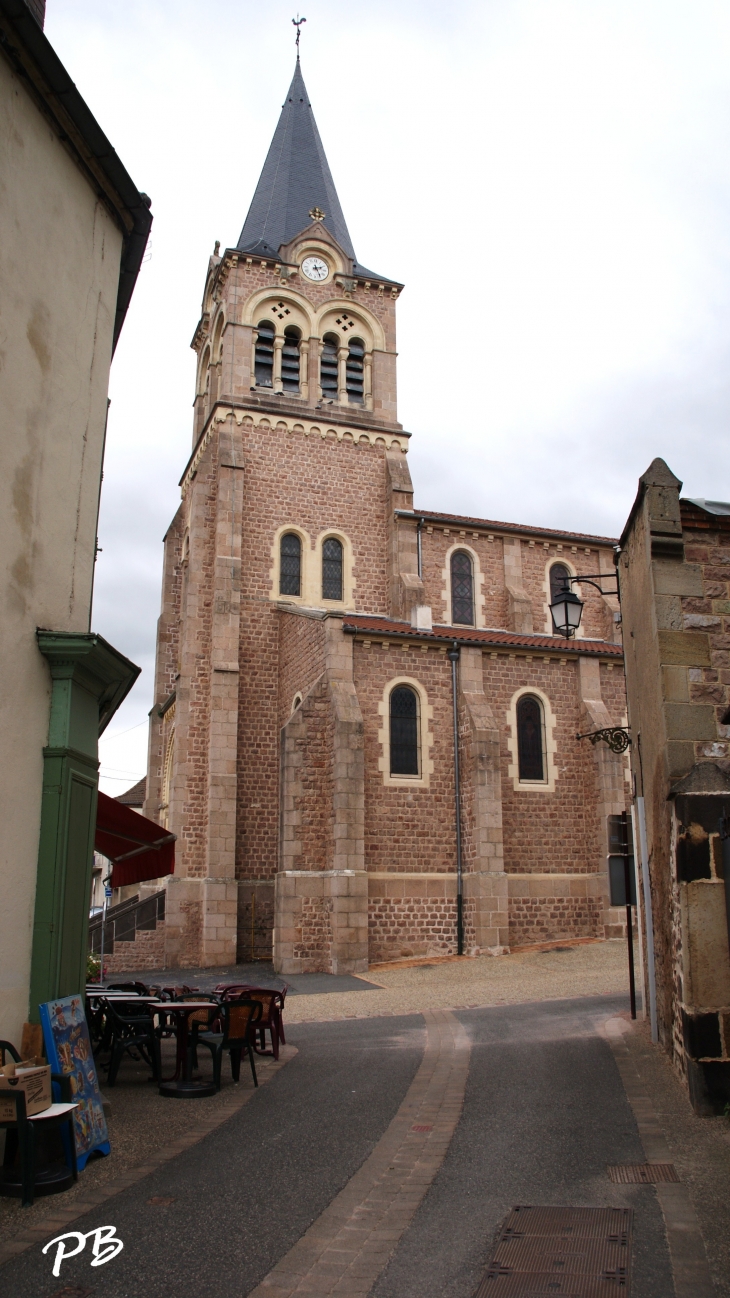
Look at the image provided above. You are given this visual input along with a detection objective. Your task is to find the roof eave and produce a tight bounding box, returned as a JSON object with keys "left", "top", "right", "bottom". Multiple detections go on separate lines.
{"left": 395, "top": 510, "right": 619, "bottom": 548}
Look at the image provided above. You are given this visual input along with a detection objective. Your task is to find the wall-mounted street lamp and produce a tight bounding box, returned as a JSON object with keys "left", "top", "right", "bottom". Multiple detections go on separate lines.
{"left": 549, "top": 571, "right": 619, "bottom": 639}
{"left": 549, "top": 584, "right": 584, "bottom": 638}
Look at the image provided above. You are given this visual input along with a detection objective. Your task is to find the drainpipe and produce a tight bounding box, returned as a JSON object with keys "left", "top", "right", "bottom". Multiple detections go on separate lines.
{"left": 416, "top": 517, "right": 424, "bottom": 580}
{"left": 447, "top": 642, "right": 464, "bottom": 955}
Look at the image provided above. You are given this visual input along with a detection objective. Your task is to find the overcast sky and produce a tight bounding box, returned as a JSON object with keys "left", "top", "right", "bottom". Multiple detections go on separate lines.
{"left": 44, "top": 0, "right": 730, "bottom": 793}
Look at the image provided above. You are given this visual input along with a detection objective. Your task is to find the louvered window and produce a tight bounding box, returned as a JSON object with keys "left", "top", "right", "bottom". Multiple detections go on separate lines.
{"left": 279, "top": 533, "right": 301, "bottom": 597}
{"left": 451, "top": 551, "right": 474, "bottom": 625}
{"left": 550, "top": 563, "right": 571, "bottom": 603}
{"left": 346, "top": 337, "right": 365, "bottom": 404}
{"left": 390, "top": 687, "right": 419, "bottom": 776}
{"left": 322, "top": 537, "right": 343, "bottom": 601}
{"left": 255, "top": 320, "right": 274, "bottom": 387}
{"left": 282, "top": 327, "right": 301, "bottom": 393}
{"left": 320, "top": 334, "right": 339, "bottom": 396}
{"left": 517, "top": 695, "right": 545, "bottom": 781}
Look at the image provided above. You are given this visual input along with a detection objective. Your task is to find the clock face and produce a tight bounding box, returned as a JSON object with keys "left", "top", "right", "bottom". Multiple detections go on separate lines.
{"left": 301, "top": 256, "right": 329, "bottom": 282}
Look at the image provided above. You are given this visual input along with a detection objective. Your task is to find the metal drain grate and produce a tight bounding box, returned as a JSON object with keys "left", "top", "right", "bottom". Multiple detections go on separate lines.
{"left": 475, "top": 1206, "right": 633, "bottom": 1297}
{"left": 607, "top": 1164, "right": 679, "bottom": 1184}
{"left": 411, "top": 1124, "right": 433, "bottom": 1133}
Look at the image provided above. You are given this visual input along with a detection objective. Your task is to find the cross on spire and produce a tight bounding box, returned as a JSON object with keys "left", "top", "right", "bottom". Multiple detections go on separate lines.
{"left": 292, "top": 14, "right": 306, "bottom": 55}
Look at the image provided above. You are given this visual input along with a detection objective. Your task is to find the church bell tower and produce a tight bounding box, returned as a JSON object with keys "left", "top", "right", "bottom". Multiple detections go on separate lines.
{"left": 145, "top": 58, "right": 413, "bottom": 970}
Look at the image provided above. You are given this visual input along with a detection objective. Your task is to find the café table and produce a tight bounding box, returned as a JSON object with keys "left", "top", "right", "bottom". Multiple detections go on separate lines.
{"left": 148, "top": 1002, "right": 219, "bottom": 1098}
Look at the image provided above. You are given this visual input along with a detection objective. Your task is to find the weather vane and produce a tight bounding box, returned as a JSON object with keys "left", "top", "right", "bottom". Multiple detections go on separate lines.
{"left": 292, "top": 14, "right": 306, "bottom": 51}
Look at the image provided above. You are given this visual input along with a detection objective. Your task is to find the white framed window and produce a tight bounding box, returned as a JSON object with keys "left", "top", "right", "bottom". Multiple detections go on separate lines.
{"left": 377, "top": 676, "right": 434, "bottom": 788}
{"left": 506, "top": 687, "right": 558, "bottom": 792}
{"left": 441, "top": 542, "right": 485, "bottom": 627}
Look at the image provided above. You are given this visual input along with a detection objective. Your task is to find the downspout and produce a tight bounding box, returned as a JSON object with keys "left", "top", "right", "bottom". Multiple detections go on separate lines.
{"left": 416, "top": 516, "right": 424, "bottom": 580}
{"left": 447, "top": 642, "right": 464, "bottom": 955}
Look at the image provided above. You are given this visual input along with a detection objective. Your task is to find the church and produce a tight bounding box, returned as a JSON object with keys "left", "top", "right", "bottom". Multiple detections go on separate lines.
{"left": 142, "top": 58, "right": 630, "bottom": 974}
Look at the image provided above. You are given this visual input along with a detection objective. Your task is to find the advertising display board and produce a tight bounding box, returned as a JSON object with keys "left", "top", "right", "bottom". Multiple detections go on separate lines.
{"left": 39, "top": 995, "right": 110, "bottom": 1170}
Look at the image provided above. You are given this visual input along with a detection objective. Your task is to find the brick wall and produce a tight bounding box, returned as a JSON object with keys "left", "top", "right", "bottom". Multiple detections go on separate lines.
{"left": 278, "top": 609, "right": 326, "bottom": 728}
{"left": 418, "top": 527, "right": 615, "bottom": 639}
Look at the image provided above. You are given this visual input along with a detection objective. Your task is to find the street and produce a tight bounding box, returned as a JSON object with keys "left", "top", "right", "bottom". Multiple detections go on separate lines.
{"left": 0, "top": 994, "right": 696, "bottom": 1297}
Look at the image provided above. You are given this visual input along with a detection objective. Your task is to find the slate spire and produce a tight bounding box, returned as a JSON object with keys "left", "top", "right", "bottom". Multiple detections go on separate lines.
{"left": 237, "top": 61, "right": 356, "bottom": 262}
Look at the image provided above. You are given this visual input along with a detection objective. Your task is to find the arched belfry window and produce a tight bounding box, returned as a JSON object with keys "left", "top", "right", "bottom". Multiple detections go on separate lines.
{"left": 255, "top": 320, "right": 275, "bottom": 387}
{"left": 517, "top": 695, "right": 545, "bottom": 782}
{"left": 279, "top": 533, "right": 302, "bottom": 597}
{"left": 346, "top": 337, "right": 365, "bottom": 404}
{"left": 320, "top": 334, "right": 339, "bottom": 397}
{"left": 390, "top": 686, "right": 419, "bottom": 776}
{"left": 322, "top": 537, "right": 343, "bottom": 601}
{"left": 282, "top": 327, "right": 301, "bottom": 393}
{"left": 451, "top": 551, "right": 474, "bottom": 625}
{"left": 549, "top": 563, "right": 571, "bottom": 604}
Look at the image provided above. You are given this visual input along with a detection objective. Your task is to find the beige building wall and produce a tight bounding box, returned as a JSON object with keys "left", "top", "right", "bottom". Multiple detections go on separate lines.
{"left": 0, "top": 49, "right": 123, "bottom": 1046}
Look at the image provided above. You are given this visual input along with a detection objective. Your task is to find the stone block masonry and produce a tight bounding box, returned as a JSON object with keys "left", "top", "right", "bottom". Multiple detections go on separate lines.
{"left": 141, "top": 130, "right": 629, "bottom": 975}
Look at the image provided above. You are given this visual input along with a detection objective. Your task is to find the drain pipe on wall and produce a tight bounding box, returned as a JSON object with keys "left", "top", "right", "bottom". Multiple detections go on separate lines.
{"left": 447, "top": 641, "right": 464, "bottom": 955}
{"left": 416, "top": 516, "right": 424, "bottom": 580}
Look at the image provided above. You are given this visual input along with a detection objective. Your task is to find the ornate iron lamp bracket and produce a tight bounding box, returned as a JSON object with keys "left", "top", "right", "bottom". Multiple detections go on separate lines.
{"left": 576, "top": 727, "right": 631, "bottom": 754}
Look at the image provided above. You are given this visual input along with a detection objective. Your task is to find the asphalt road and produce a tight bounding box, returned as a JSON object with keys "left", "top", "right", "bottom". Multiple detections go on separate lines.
{"left": 1, "top": 996, "right": 674, "bottom": 1298}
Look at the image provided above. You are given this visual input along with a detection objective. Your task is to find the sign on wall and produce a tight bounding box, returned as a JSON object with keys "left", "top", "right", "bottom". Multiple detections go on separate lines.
{"left": 39, "top": 995, "right": 110, "bottom": 1170}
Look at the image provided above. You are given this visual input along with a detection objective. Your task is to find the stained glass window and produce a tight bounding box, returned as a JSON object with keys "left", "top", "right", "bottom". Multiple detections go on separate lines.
{"left": 451, "top": 551, "right": 474, "bottom": 625}
{"left": 517, "top": 695, "right": 544, "bottom": 781}
{"left": 322, "top": 537, "right": 343, "bottom": 601}
{"left": 280, "top": 533, "right": 301, "bottom": 597}
{"left": 390, "top": 687, "right": 419, "bottom": 776}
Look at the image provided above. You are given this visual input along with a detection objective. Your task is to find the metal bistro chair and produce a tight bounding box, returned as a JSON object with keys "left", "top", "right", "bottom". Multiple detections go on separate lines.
{"left": 0, "top": 1041, "right": 77, "bottom": 1208}
{"left": 191, "top": 999, "right": 262, "bottom": 1090}
{"left": 99, "top": 1000, "right": 161, "bottom": 1087}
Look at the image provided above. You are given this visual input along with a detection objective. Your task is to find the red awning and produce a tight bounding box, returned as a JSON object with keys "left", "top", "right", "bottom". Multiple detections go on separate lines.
{"left": 95, "top": 791, "right": 176, "bottom": 889}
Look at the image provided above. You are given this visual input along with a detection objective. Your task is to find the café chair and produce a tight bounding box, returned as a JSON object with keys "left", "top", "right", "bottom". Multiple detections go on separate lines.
{"left": 106, "top": 981, "right": 150, "bottom": 996}
{"left": 215, "top": 985, "right": 288, "bottom": 1058}
{"left": 101, "top": 1002, "right": 161, "bottom": 1086}
{"left": 0, "top": 1041, "right": 78, "bottom": 1208}
{"left": 191, "top": 999, "right": 262, "bottom": 1090}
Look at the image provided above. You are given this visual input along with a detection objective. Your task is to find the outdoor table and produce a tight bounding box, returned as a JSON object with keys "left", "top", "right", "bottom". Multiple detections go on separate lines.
{"left": 148, "top": 1002, "right": 219, "bottom": 1099}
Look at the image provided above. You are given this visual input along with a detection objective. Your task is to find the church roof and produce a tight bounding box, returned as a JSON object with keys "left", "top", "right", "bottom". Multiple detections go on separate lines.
{"left": 341, "top": 614, "right": 624, "bottom": 658}
{"left": 237, "top": 60, "right": 356, "bottom": 262}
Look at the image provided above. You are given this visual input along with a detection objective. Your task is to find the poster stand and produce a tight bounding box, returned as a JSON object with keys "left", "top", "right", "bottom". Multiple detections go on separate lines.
{"left": 39, "top": 994, "right": 110, "bottom": 1171}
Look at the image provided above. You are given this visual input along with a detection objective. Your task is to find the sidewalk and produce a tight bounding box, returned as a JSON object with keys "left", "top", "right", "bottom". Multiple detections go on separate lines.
{"left": 608, "top": 1014, "right": 730, "bottom": 1297}
{"left": 285, "top": 936, "right": 633, "bottom": 1023}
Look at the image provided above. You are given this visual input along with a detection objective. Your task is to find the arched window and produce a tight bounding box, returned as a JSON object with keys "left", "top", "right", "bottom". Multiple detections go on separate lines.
{"left": 451, "top": 551, "right": 474, "bottom": 625}
{"left": 322, "top": 537, "right": 343, "bottom": 601}
{"left": 279, "top": 533, "right": 302, "bottom": 597}
{"left": 346, "top": 337, "right": 365, "bottom": 403}
{"left": 390, "top": 686, "right": 419, "bottom": 776}
{"left": 255, "top": 320, "right": 275, "bottom": 387}
{"left": 549, "top": 563, "right": 571, "bottom": 604}
{"left": 320, "top": 333, "right": 339, "bottom": 397}
{"left": 281, "top": 327, "right": 301, "bottom": 393}
{"left": 517, "top": 695, "right": 545, "bottom": 782}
